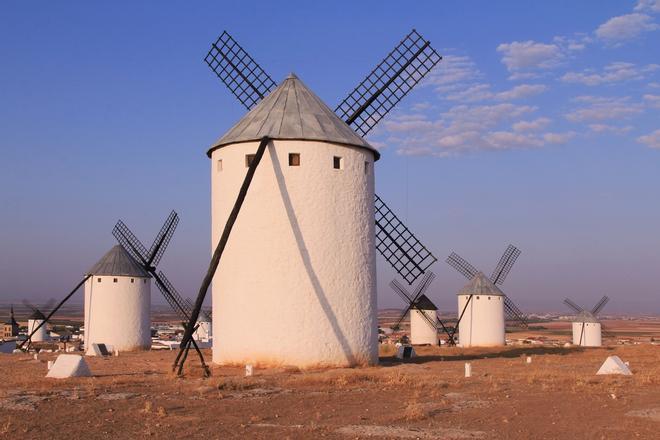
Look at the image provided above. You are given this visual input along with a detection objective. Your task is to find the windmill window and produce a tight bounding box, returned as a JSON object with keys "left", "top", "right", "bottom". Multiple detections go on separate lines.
{"left": 217, "top": 159, "right": 223, "bottom": 171}
{"left": 333, "top": 156, "right": 343, "bottom": 169}
{"left": 113, "top": 278, "right": 118, "bottom": 283}
{"left": 97, "top": 278, "right": 101, "bottom": 283}
{"left": 364, "top": 161, "right": 370, "bottom": 174}
{"left": 131, "top": 278, "right": 134, "bottom": 283}
{"left": 289, "top": 153, "right": 300, "bottom": 166}
{"left": 476, "top": 296, "right": 480, "bottom": 300}
{"left": 488, "top": 296, "right": 491, "bottom": 300}
{"left": 245, "top": 154, "right": 256, "bottom": 167}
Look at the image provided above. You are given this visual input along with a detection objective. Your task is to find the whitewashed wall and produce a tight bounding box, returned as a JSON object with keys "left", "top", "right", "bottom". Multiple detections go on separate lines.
{"left": 211, "top": 139, "right": 377, "bottom": 368}
{"left": 572, "top": 321, "right": 602, "bottom": 347}
{"left": 410, "top": 309, "right": 438, "bottom": 345}
{"left": 457, "top": 294, "right": 505, "bottom": 347}
{"left": 84, "top": 275, "right": 151, "bottom": 353}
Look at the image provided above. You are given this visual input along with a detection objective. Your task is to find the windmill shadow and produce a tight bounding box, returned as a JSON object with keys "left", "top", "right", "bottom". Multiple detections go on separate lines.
{"left": 269, "top": 146, "right": 357, "bottom": 365}
{"left": 379, "top": 345, "right": 588, "bottom": 365}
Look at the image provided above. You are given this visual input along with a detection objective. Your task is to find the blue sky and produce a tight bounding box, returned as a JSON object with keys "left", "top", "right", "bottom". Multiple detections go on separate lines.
{"left": 1, "top": 1, "right": 659, "bottom": 314}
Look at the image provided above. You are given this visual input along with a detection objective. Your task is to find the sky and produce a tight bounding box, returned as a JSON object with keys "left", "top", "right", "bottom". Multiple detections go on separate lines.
{"left": 1, "top": 1, "right": 659, "bottom": 315}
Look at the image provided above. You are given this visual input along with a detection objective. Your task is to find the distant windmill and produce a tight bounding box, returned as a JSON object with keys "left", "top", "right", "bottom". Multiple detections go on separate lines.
{"left": 174, "top": 29, "right": 442, "bottom": 374}
{"left": 22, "top": 299, "right": 55, "bottom": 347}
{"left": 563, "top": 296, "right": 609, "bottom": 347}
{"left": 446, "top": 245, "right": 527, "bottom": 347}
{"left": 112, "top": 211, "right": 211, "bottom": 376}
{"left": 389, "top": 272, "right": 453, "bottom": 345}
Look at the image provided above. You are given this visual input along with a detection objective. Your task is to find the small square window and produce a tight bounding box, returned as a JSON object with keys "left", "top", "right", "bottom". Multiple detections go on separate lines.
{"left": 217, "top": 159, "right": 223, "bottom": 171}
{"left": 333, "top": 156, "right": 343, "bottom": 169}
{"left": 97, "top": 278, "right": 101, "bottom": 283}
{"left": 289, "top": 153, "right": 300, "bottom": 166}
{"left": 131, "top": 278, "right": 134, "bottom": 283}
{"left": 364, "top": 161, "right": 370, "bottom": 174}
{"left": 113, "top": 278, "right": 118, "bottom": 283}
{"left": 245, "top": 154, "right": 256, "bottom": 167}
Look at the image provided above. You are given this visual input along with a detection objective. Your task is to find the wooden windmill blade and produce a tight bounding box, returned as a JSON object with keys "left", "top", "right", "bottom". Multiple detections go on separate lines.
{"left": 490, "top": 244, "right": 521, "bottom": 285}
{"left": 205, "top": 31, "right": 277, "bottom": 110}
{"left": 375, "top": 195, "right": 437, "bottom": 285}
{"left": 504, "top": 296, "right": 528, "bottom": 328}
{"left": 591, "top": 295, "right": 610, "bottom": 316}
{"left": 112, "top": 220, "right": 150, "bottom": 266}
{"left": 154, "top": 271, "right": 192, "bottom": 322}
{"left": 335, "top": 29, "right": 442, "bottom": 137}
{"left": 147, "top": 211, "right": 179, "bottom": 267}
{"left": 446, "top": 252, "right": 479, "bottom": 280}
{"left": 563, "top": 298, "right": 584, "bottom": 314}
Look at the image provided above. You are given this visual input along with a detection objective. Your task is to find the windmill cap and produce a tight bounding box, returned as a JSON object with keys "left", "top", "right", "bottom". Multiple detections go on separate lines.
{"left": 574, "top": 311, "right": 599, "bottom": 323}
{"left": 207, "top": 73, "right": 380, "bottom": 160}
{"left": 29, "top": 309, "right": 46, "bottom": 320}
{"left": 457, "top": 272, "right": 505, "bottom": 296}
{"left": 87, "top": 245, "right": 151, "bottom": 278}
{"left": 413, "top": 294, "right": 438, "bottom": 310}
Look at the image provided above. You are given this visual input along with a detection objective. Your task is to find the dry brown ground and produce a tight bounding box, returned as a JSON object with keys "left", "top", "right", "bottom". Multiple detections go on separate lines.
{"left": 1, "top": 339, "right": 660, "bottom": 440}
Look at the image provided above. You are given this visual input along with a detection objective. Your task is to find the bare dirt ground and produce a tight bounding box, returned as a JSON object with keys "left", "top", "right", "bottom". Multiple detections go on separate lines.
{"left": 1, "top": 331, "right": 660, "bottom": 440}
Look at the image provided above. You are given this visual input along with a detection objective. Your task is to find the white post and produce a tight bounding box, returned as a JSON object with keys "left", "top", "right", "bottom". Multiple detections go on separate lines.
{"left": 526, "top": 356, "right": 532, "bottom": 364}
{"left": 245, "top": 364, "right": 254, "bottom": 377}
{"left": 464, "top": 362, "right": 472, "bottom": 378}
{"left": 47, "top": 360, "right": 54, "bottom": 370}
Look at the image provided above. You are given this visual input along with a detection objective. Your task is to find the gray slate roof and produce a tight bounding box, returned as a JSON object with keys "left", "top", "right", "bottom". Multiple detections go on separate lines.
{"left": 87, "top": 245, "right": 151, "bottom": 278}
{"left": 208, "top": 73, "right": 380, "bottom": 160}
{"left": 29, "top": 309, "right": 46, "bottom": 320}
{"left": 414, "top": 294, "right": 438, "bottom": 311}
{"left": 574, "top": 311, "right": 599, "bottom": 323}
{"left": 458, "top": 272, "right": 505, "bottom": 297}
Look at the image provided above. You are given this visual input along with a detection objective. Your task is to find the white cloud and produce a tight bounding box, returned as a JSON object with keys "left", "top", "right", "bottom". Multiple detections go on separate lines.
{"left": 444, "top": 83, "right": 547, "bottom": 103}
{"left": 649, "top": 82, "right": 660, "bottom": 88}
{"left": 495, "top": 84, "right": 547, "bottom": 100}
{"left": 595, "top": 13, "right": 659, "bottom": 44}
{"left": 588, "top": 124, "right": 634, "bottom": 134}
{"left": 497, "top": 41, "right": 563, "bottom": 73}
{"left": 542, "top": 132, "right": 575, "bottom": 144}
{"left": 635, "top": 0, "right": 660, "bottom": 13}
{"left": 561, "top": 62, "right": 660, "bottom": 86}
{"left": 423, "top": 55, "right": 481, "bottom": 91}
{"left": 566, "top": 96, "right": 644, "bottom": 122}
{"left": 637, "top": 129, "right": 660, "bottom": 148}
{"left": 643, "top": 94, "right": 660, "bottom": 108}
{"left": 513, "top": 117, "right": 552, "bottom": 132}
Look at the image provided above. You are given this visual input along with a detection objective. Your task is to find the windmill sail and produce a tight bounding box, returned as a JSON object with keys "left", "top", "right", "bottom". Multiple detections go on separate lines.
{"left": 375, "top": 195, "right": 437, "bottom": 285}
{"left": 335, "top": 29, "right": 441, "bottom": 137}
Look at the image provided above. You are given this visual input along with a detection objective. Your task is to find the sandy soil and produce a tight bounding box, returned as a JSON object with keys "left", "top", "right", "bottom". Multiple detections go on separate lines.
{"left": 1, "top": 340, "right": 659, "bottom": 439}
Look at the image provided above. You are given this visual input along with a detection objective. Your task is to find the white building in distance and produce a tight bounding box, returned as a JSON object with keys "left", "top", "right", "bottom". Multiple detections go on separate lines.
{"left": 410, "top": 294, "right": 438, "bottom": 345}
{"left": 27, "top": 309, "right": 48, "bottom": 342}
{"left": 209, "top": 74, "right": 380, "bottom": 368}
{"left": 84, "top": 245, "right": 151, "bottom": 354}
{"left": 456, "top": 272, "right": 505, "bottom": 347}
{"left": 572, "top": 312, "right": 602, "bottom": 347}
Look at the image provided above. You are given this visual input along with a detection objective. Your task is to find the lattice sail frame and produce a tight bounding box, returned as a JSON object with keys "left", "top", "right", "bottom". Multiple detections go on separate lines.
{"left": 375, "top": 195, "right": 437, "bottom": 285}
{"left": 390, "top": 272, "right": 437, "bottom": 331}
{"left": 148, "top": 211, "right": 179, "bottom": 267}
{"left": 335, "top": 29, "right": 441, "bottom": 137}
{"left": 490, "top": 245, "right": 521, "bottom": 285}
{"left": 205, "top": 31, "right": 277, "bottom": 111}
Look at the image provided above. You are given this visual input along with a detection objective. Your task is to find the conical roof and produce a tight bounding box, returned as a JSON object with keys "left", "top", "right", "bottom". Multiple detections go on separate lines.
{"left": 574, "top": 311, "right": 599, "bottom": 323}
{"left": 87, "top": 245, "right": 150, "bottom": 278}
{"left": 458, "top": 272, "right": 505, "bottom": 297}
{"left": 207, "top": 73, "right": 380, "bottom": 160}
{"left": 413, "top": 294, "right": 438, "bottom": 311}
{"left": 29, "top": 309, "right": 46, "bottom": 320}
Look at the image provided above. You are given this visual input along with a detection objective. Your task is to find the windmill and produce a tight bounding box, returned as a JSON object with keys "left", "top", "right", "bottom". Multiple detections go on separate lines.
{"left": 174, "top": 29, "right": 442, "bottom": 374}
{"left": 446, "top": 245, "right": 527, "bottom": 347}
{"left": 389, "top": 272, "right": 453, "bottom": 345}
{"left": 21, "top": 299, "right": 55, "bottom": 347}
{"left": 563, "top": 296, "right": 609, "bottom": 347}
{"left": 112, "top": 211, "right": 211, "bottom": 376}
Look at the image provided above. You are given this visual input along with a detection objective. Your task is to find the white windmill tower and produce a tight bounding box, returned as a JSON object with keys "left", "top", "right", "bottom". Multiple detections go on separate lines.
{"left": 446, "top": 245, "right": 528, "bottom": 347}
{"left": 84, "top": 245, "right": 152, "bottom": 354}
{"left": 171, "top": 30, "right": 441, "bottom": 370}
{"left": 27, "top": 308, "right": 48, "bottom": 342}
{"left": 564, "top": 296, "right": 609, "bottom": 347}
{"left": 389, "top": 272, "right": 453, "bottom": 346}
